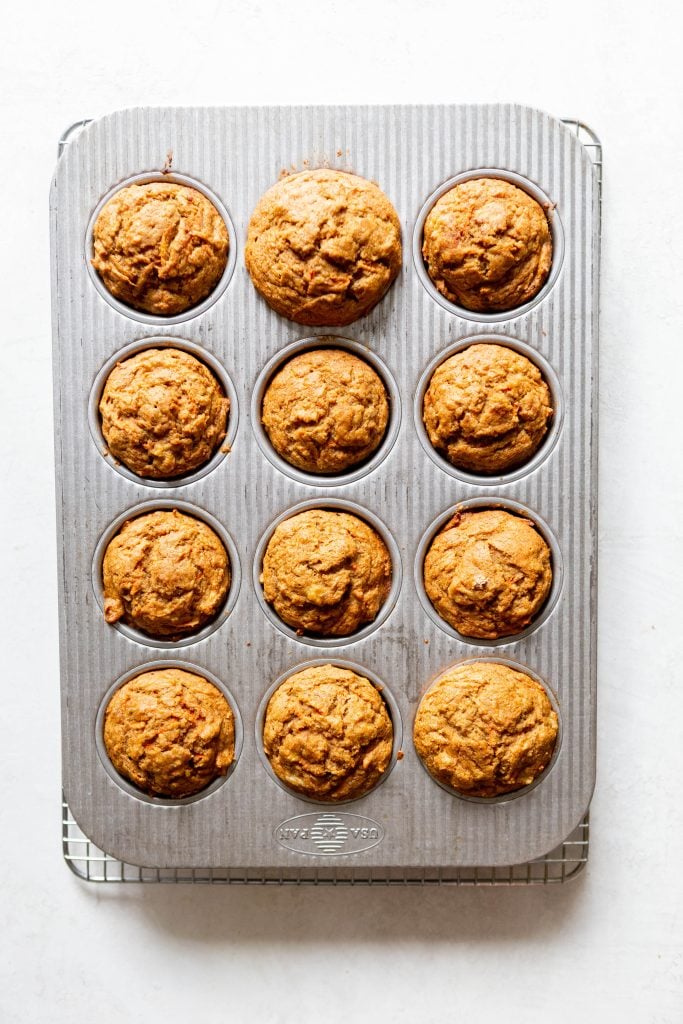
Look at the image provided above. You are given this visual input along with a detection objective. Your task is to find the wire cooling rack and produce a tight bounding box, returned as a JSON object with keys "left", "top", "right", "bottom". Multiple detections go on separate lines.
{"left": 561, "top": 119, "right": 603, "bottom": 224}
{"left": 58, "top": 115, "right": 600, "bottom": 886}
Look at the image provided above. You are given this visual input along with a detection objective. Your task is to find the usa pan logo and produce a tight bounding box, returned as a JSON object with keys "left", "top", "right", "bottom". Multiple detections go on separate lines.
{"left": 275, "top": 812, "right": 385, "bottom": 856}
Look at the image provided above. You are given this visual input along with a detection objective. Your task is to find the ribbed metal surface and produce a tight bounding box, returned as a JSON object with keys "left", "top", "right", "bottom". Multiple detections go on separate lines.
{"left": 51, "top": 106, "right": 599, "bottom": 870}
{"left": 62, "top": 800, "right": 590, "bottom": 885}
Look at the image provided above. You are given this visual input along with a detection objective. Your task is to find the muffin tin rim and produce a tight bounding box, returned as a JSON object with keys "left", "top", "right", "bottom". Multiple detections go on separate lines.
{"left": 411, "top": 167, "right": 565, "bottom": 324}
{"left": 91, "top": 499, "right": 242, "bottom": 650}
{"left": 87, "top": 336, "right": 239, "bottom": 489}
{"left": 413, "top": 496, "right": 564, "bottom": 647}
{"left": 413, "top": 333, "right": 564, "bottom": 487}
{"left": 94, "top": 658, "right": 244, "bottom": 807}
{"left": 250, "top": 335, "right": 402, "bottom": 488}
{"left": 411, "top": 655, "right": 563, "bottom": 805}
{"left": 254, "top": 657, "right": 403, "bottom": 807}
{"left": 84, "top": 170, "right": 238, "bottom": 327}
{"left": 252, "top": 497, "right": 403, "bottom": 648}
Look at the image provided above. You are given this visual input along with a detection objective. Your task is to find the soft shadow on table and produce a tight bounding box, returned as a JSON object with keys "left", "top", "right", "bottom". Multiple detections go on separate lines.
{"left": 87, "top": 870, "right": 588, "bottom": 945}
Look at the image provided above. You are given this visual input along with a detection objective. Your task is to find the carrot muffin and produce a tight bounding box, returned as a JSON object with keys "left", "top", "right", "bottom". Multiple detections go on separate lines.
{"left": 100, "top": 348, "right": 229, "bottom": 479}
{"left": 262, "top": 348, "right": 389, "bottom": 473}
{"left": 92, "top": 182, "right": 229, "bottom": 315}
{"left": 261, "top": 509, "right": 392, "bottom": 637}
{"left": 245, "top": 169, "right": 402, "bottom": 326}
{"left": 423, "top": 344, "right": 553, "bottom": 473}
{"left": 422, "top": 178, "right": 552, "bottom": 312}
{"left": 102, "top": 509, "right": 230, "bottom": 639}
{"left": 104, "top": 667, "right": 235, "bottom": 798}
{"left": 414, "top": 661, "right": 558, "bottom": 797}
{"left": 423, "top": 509, "right": 552, "bottom": 639}
{"left": 263, "top": 664, "right": 393, "bottom": 801}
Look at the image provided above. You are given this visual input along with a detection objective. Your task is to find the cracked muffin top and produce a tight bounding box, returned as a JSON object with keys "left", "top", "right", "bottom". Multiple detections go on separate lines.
{"left": 104, "top": 667, "right": 235, "bottom": 798}
{"left": 245, "top": 169, "right": 402, "bottom": 326}
{"left": 102, "top": 509, "right": 230, "bottom": 639}
{"left": 262, "top": 348, "right": 389, "bottom": 474}
{"left": 423, "top": 509, "right": 552, "bottom": 639}
{"left": 422, "top": 178, "right": 552, "bottom": 313}
{"left": 422, "top": 343, "right": 553, "bottom": 474}
{"left": 261, "top": 509, "right": 392, "bottom": 637}
{"left": 99, "top": 348, "right": 229, "bottom": 479}
{"left": 263, "top": 663, "right": 393, "bottom": 801}
{"left": 413, "top": 661, "right": 558, "bottom": 797}
{"left": 92, "top": 181, "right": 229, "bottom": 315}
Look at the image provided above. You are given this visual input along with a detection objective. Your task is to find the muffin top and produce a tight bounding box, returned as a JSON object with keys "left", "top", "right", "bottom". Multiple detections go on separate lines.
{"left": 423, "top": 509, "right": 552, "bottom": 639}
{"left": 100, "top": 348, "right": 229, "bottom": 479}
{"left": 413, "top": 661, "right": 558, "bottom": 797}
{"left": 422, "top": 178, "right": 552, "bottom": 313}
{"left": 263, "top": 664, "right": 393, "bottom": 801}
{"left": 92, "top": 182, "right": 229, "bottom": 315}
{"left": 104, "top": 667, "right": 235, "bottom": 798}
{"left": 261, "top": 509, "right": 392, "bottom": 637}
{"left": 423, "top": 344, "right": 553, "bottom": 473}
{"left": 102, "top": 509, "right": 230, "bottom": 639}
{"left": 262, "top": 348, "right": 389, "bottom": 474}
{"left": 245, "top": 169, "right": 402, "bottom": 326}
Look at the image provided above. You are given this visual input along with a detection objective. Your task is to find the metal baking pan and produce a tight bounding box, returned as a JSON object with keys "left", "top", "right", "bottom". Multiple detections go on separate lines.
{"left": 51, "top": 105, "right": 600, "bottom": 878}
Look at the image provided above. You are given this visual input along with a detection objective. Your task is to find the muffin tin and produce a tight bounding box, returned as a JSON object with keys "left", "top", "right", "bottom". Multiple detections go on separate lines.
{"left": 51, "top": 105, "right": 600, "bottom": 875}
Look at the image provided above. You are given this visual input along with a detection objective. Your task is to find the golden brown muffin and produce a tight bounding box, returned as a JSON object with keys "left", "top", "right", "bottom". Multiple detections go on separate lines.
{"left": 413, "top": 661, "right": 558, "bottom": 797}
{"left": 104, "top": 667, "right": 235, "bottom": 798}
{"left": 245, "top": 169, "right": 402, "bottom": 326}
{"left": 262, "top": 348, "right": 389, "bottom": 473}
{"left": 102, "top": 509, "right": 230, "bottom": 639}
{"left": 99, "top": 348, "right": 229, "bottom": 479}
{"left": 263, "top": 664, "right": 393, "bottom": 801}
{"left": 423, "top": 509, "right": 552, "bottom": 639}
{"left": 422, "top": 178, "right": 552, "bottom": 312}
{"left": 92, "top": 182, "right": 229, "bottom": 315}
{"left": 423, "top": 344, "right": 553, "bottom": 473}
{"left": 261, "top": 509, "right": 392, "bottom": 637}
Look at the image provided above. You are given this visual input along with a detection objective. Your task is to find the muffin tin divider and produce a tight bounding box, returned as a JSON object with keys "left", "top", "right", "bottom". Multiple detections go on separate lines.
{"left": 52, "top": 105, "right": 599, "bottom": 876}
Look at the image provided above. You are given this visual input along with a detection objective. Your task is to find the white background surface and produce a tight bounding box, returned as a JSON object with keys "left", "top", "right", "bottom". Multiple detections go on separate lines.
{"left": 1, "top": 1, "right": 682, "bottom": 1021}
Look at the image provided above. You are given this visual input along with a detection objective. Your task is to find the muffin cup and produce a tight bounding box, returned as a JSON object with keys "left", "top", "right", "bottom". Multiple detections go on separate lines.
{"left": 253, "top": 498, "right": 402, "bottom": 648}
{"left": 85, "top": 171, "right": 237, "bottom": 326}
{"left": 92, "top": 499, "right": 241, "bottom": 649}
{"left": 413, "top": 334, "right": 563, "bottom": 486}
{"left": 414, "top": 497, "right": 563, "bottom": 646}
{"left": 88, "top": 337, "right": 239, "bottom": 488}
{"left": 412, "top": 168, "right": 565, "bottom": 323}
{"left": 413, "top": 656, "right": 562, "bottom": 804}
{"left": 255, "top": 658, "right": 403, "bottom": 805}
{"left": 95, "top": 659, "right": 243, "bottom": 806}
{"left": 251, "top": 336, "right": 401, "bottom": 487}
